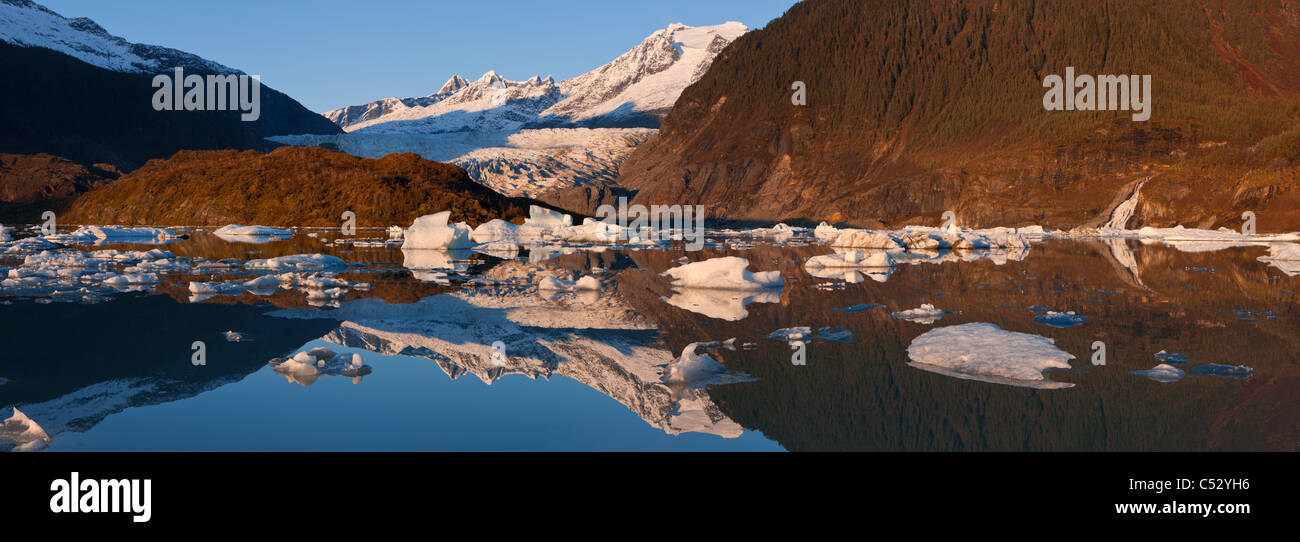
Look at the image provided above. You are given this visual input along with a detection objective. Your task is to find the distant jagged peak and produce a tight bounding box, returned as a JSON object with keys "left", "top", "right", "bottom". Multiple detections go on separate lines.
{"left": 321, "top": 20, "right": 748, "bottom": 132}
{"left": 476, "top": 69, "right": 507, "bottom": 87}
{"left": 436, "top": 75, "right": 468, "bottom": 95}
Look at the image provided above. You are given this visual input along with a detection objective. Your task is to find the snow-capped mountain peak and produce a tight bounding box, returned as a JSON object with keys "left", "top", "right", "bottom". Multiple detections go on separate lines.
{"left": 476, "top": 69, "right": 508, "bottom": 86}
{"left": 0, "top": 0, "right": 235, "bottom": 75}
{"left": 322, "top": 21, "right": 748, "bottom": 133}
{"left": 437, "top": 75, "right": 468, "bottom": 95}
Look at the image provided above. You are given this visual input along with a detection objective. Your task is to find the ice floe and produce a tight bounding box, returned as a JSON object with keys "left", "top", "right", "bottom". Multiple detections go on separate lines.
{"left": 663, "top": 343, "right": 752, "bottom": 387}
{"left": 268, "top": 347, "right": 372, "bottom": 386}
{"left": 47, "top": 225, "right": 179, "bottom": 244}
{"left": 1153, "top": 350, "right": 1189, "bottom": 364}
{"left": 524, "top": 205, "right": 573, "bottom": 230}
{"left": 906, "top": 323, "right": 1076, "bottom": 389}
{"left": 223, "top": 330, "right": 252, "bottom": 342}
{"left": 246, "top": 253, "right": 347, "bottom": 271}
{"left": 1130, "top": 363, "right": 1185, "bottom": 383}
{"left": 662, "top": 256, "right": 782, "bottom": 290}
{"left": 767, "top": 326, "right": 852, "bottom": 343}
{"left": 830, "top": 230, "right": 905, "bottom": 250}
{"left": 804, "top": 249, "right": 896, "bottom": 269}
{"left": 1033, "top": 311, "right": 1086, "bottom": 328}
{"left": 890, "top": 303, "right": 951, "bottom": 324}
{"left": 213, "top": 224, "right": 293, "bottom": 243}
{"left": 401, "top": 211, "right": 474, "bottom": 250}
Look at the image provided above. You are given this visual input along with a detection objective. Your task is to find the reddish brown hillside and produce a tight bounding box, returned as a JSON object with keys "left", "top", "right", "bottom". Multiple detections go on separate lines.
{"left": 62, "top": 146, "right": 567, "bottom": 227}
{"left": 616, "top": 0, "right": 1300, "bottom": 231}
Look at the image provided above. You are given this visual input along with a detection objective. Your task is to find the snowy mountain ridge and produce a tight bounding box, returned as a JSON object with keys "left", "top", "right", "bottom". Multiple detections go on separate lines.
{"left": 324, "top": 21, "right": 748, "bottom": 133}
{"left": 0, "top": 0, "right": 237, "bottom": 75}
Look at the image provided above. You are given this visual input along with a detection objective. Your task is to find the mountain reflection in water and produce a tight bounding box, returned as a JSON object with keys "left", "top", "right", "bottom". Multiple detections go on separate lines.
{"left": 1, "top": 228, "right": 1296, "bottom": 451}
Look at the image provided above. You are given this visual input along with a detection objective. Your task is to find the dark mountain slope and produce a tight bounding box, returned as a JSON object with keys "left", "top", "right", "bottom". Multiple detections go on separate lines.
{"left": 0, "top": 152, "right": 118, "bottom": 222}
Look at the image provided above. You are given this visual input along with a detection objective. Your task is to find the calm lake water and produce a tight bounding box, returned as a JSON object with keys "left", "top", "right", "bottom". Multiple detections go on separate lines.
{"left": 1, "top": 227, "right": 1295, "bottom": 451}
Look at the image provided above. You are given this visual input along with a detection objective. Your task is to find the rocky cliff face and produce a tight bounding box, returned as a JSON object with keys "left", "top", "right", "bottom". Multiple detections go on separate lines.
{"left": 615, "top": 0, "right": 1300, "bottom": 231}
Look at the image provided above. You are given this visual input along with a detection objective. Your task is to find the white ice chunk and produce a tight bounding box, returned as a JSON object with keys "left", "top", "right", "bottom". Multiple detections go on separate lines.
{"left": 246, "top": 254, "right": 347, "bottom": 271}
{"left": 890, "top": 303, "right": 950, "bottom": 324}
{"left": 573, "top": 275, "right": 602, "bottom": 290}
{"left": 401, "top": 211, "right": 473, "bottom": 250}
{"left": 664, "top": 343, "right": 728, "bottom": 384}
{"left": 906, "top": 322, "right": 1076, "bottom": 389}
{"left": 662, "top": 256, "right": 782, "bottom": 290}
{"left": 804, "top": 249, "right": 895, "bottom": 268}
{"left": 523, "top": 205, "right": 572, "bottom": 230}
{"left": 1130, "top": 363, "right": 1185, "bottom": 383}
{"left": 830, "top": 230, "right": 904, "bottom": 250}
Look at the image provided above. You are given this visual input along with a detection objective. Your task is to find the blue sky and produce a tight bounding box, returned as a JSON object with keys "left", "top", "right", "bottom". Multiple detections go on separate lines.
{"left": 39, "top": 0, "right": 797, "bottom": 113}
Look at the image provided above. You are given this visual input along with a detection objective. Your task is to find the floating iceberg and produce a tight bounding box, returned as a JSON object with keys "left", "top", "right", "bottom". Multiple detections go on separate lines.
{"left": 269, "top": 347, "right": 372, "bottom": 386}
{"left": 49, "top": 225, "right": 179, "bottom": 243}
{"left": 1133, "top": 225, "right": 1300, "bottom": 253}
{"left": 213, "top": 224, "right": 293, "bottom": 242}
{"left": 1034, "top": 311, "right": 1086, "bottom": 328}
{"left": 906, "top": 323, "right": 1076, "bottom": 389}
{"left": 662, "top": 256, "right": 782, "bottom": 290}
{"left": 1153, "top": 350, "right": 1189, "bottom": 364}
{"left": 103, "top": 272, "right": 158, "bottom": 286}
{"left": 804, "top": 249, "right": 896, "bottom": 269}
{"left": 813, "top": 222, "right": 841, "bottom": 241}
{"left": 188, "top": 281, "right": 245, "bottom": 295}
{"left": 242, "top": 274, "right": 281, "bottom": 294}
{"left": 223, "top": 330, "right": 252, "bottom": 342}
{"left": 1130, "top": 364, "right": 1185, "bottom": 383}
{"left": 401, "top": 211, "right": 474, "bottom": 250}
{"left": 662, "top": 343, "right": 751, "bottom": 387}
{"left": 536, "top": 275, "right": 602, "bottom": 293}
{"left": 470, "top": 219, "right": 522, "bottom": 245}
{"left": 830, "top": 230, "right": 904, "bottom": 250}
{"left": 559, "top": 218, "right": 621, "bottom": 244}
{"left": 767, "top": 326, "right": 852, "bottom": 343}
{"left": 246, "top": 253, "right": 347, "bottom": 271}
{"left": 890, "top": 303, "right": 950, "bottom": 324}
{"left": 901, "top": 232, "right": 945, "bottom": 250}
{"left": 523, "top": 205, "right": 572, "bottom": 230}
